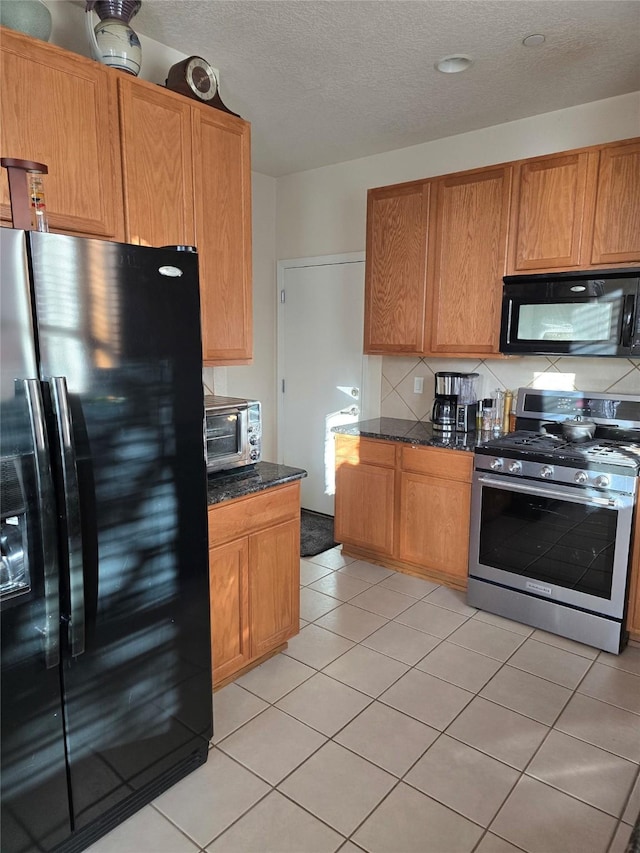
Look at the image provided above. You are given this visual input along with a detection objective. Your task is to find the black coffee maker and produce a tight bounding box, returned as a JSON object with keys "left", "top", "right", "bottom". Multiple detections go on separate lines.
{"left": 432, "top": 372, "right": 480, "bottom": 433}
{"left": 431, "top": 372, "right": 459, "bottom": 433}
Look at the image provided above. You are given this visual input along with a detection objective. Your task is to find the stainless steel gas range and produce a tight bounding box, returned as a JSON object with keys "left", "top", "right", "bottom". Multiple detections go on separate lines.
{"left": 468, "top": 389, "right": 640, "bottom": 654}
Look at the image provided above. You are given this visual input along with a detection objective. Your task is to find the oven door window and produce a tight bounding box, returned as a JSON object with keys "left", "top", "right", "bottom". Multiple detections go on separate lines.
{"left": 205, "top": 411, "right": 240, "bottom": 459}
{"left": 479, "top": 486, "right": 617, "bottom": 600}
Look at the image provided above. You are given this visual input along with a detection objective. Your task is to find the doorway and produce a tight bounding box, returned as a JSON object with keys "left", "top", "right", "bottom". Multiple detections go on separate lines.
{"left": 277, "top": 254, "right": 379, "bottom": 515}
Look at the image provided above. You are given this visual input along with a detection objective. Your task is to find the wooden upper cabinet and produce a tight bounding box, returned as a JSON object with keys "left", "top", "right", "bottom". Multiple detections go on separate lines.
{"left": 0, "top": 28, "right": 123, "bottom": 240}
{"left": 590, "top": 140, "right": 640, "bottom": 266}
{"left": 193, "top": 108, "right": 253, "bottom": 364}
{"left": 507, "top": 151, "right": 594, "bottom": 273}
{"left": 364, "top": 181, "right": 431, "bottom": 353}
{"left": 120, "top": 81, "right": 253, "bottom": 364}
{"left": 118, "top": 77, "right": 195, "bottom": 248}
{"left": 429, "top": 166, "right": 511, "bottom": 354}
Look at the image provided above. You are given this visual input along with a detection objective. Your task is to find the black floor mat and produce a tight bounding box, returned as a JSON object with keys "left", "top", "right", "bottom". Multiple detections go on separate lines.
{"left": 300, "top": 509, "right": 337, "bottom": 557}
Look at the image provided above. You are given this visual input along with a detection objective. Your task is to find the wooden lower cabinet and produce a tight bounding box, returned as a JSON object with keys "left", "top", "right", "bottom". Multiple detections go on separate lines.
{"left": 249, "top": 520, "right": 300, "bottom": 657}
{"left": 334, "top": 435, "right": 473, "bottom": 589}
{"left": 398, "top": 472, "right": 471, "bottom": 582}
{"left": 335, "top": 462, "right": 395, "bottom": 555}
{"left": 398, "top": 445, "right": 472, "bottom": 586}
{"left": 334, "top": 435, "right": 396, "bottom": 555}
{"left": 209, "top": 538, "right": 250, "bottom": 683}
{"left": 208, "top": 482, "right": 301, "bottom": 686}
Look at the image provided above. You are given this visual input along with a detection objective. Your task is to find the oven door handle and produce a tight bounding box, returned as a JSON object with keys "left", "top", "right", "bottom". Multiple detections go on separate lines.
{"left": 476, "top": 475, "right": 620, "bottom": 508}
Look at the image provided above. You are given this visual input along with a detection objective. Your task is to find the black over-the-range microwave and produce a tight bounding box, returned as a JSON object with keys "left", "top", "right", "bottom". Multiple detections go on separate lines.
{"left": 499, "top": 269, "right": 640, "bottom": 357}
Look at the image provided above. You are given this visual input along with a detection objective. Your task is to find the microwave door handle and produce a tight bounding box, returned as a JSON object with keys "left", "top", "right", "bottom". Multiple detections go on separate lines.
{"left": 50, "top": 377, "right": 85, "bottom": 658}
{"left": 621, "top": 294, "right": 635, "bottom": 348}
{"left": 24, "top": 379, "right": 60, "bottom": 669}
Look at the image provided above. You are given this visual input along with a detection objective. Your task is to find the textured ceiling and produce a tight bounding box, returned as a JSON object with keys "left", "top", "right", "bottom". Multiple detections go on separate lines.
{"left": 132, "top": 0, "right": 640, "bottom": 176}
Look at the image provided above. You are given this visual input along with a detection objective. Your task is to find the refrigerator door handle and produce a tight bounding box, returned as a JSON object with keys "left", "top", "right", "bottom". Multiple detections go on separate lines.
{"left": 50, "top": 377, "right": 85, "bottom": 657}
{"left": 24, "top": 379, "right": 60, "bottom": 668}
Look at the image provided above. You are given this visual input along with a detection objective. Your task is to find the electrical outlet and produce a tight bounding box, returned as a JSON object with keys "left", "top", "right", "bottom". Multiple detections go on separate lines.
{"left": 413, "top": 376, "right": 424, "bottom": 394}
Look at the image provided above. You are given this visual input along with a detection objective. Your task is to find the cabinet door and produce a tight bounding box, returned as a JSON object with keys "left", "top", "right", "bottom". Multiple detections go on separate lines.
{"left": 0, "top": 28, "right": 123, "bottom": 240}
{"left": 429, "top": 166, "right": 511, "bottom": 354}
{"left": 118, "top": 78, "right": 195, "bottom": 248}
{"left": 209, "top": 538, "right": 251, "bottom": 684}
{"left": 193, "top": 108, "right": 253, "bottom": 364}
{"left": 335, "top": 460, "right": 395, "bottom": 555}
{"left": 590, "top": 141, "right": 640, "bottom": 266}
{"left": 507, "top": 152, "right": 593, "bottom": 273}
{"left": 364, "top": 181, "right": 431, "bottom": 353}
{"left": 249, "top": 519, "right": 299, "bottom": 658}
{"left": 398, "top": 472, "right": 471, "bottom": 582}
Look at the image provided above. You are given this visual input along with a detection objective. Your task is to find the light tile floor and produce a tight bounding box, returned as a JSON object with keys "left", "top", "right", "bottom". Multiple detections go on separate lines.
{"left": 87, "top": 547, "right": 640, "bottom": 853}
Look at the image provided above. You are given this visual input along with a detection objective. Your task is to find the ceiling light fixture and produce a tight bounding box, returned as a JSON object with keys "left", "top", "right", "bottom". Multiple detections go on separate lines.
{"left": 435, "top": 54, "right": 473, "bottom": 74}
{"left": 522, "top": 34, "right": 546, "bottom": 47}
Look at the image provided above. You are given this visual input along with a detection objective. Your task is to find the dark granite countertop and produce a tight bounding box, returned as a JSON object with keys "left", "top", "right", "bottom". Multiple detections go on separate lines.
{"left": 332, "top": 418, "right": 486, "bottom": 452}
{"left": 207, "top": 461, "right": 307, "bottom": 506}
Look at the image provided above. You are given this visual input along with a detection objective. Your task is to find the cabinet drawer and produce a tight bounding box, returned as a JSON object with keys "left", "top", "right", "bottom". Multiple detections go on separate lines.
{"left": 335, "top": 435, "right": 397, "bottom": 467}
{"left": 400, "top": 445, "right": 473, "bottom": 482}
{"left": 208, "top": 482, "right": 300, "bottom": 546}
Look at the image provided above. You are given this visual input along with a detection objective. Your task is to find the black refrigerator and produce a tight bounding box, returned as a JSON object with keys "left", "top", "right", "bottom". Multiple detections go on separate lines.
{"left": 0, "top": 229, "right": 213, "bottom": 853}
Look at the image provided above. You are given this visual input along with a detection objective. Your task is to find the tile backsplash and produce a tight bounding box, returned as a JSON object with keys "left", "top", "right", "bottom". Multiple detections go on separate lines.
{"left": 381, "top": 356, "right": 640, "bottom": 422}
{"left": 202, "top": 367, "right": 226, "bottom": 397}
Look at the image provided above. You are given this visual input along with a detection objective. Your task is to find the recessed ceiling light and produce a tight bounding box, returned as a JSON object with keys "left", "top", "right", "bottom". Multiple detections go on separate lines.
{"left": 522, "top": 34, "right": 546, "bottom": 47}
{"left": 435, "top": 55, "right": 473, "bottom": 74}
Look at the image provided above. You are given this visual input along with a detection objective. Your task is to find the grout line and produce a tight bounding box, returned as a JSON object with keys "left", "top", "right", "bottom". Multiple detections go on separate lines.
{"left": 204, "top": 550, "right": 640, "bottom": 851}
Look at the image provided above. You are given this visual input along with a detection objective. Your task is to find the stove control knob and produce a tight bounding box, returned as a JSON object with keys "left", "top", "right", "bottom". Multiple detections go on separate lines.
{"left": 508, "top": 460, "right": 522, "bottom": 474}
{"left": 490, "top": 458, "right": 504, "bottom": 471}
{"left": 540, "top": 465, "right": 554, "bottom": 479}
{"left": 594, "top": 475, "right": 610, "bottom": 489}
{"left": 574, "top": 471, "right": 588, "bottom": 485}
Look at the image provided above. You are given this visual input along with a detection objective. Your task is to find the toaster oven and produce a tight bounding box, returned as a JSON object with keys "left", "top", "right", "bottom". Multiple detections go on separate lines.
{"left": 204, "top": 396, "right": 261, "bottom": 473}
